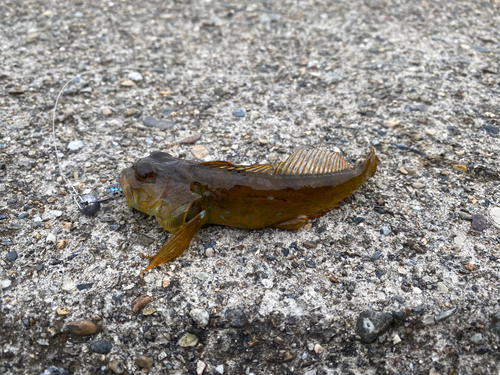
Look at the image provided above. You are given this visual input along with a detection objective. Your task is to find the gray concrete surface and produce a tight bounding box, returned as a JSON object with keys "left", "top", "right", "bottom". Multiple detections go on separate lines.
{"left": 1, "top": 0, "right": 500, "bottom": 374}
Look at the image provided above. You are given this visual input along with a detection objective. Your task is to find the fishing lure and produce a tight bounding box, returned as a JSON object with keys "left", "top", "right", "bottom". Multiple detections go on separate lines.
{"left": 120, "top": 148, "right": 378, "bottom": 273}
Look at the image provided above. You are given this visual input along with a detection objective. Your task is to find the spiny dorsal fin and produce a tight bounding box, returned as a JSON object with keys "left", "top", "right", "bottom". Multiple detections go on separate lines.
{"left": 200, "top": 148, "right": 352, "bottom": 175}
{"left": 273, "top": 149, "right": 352, "bottom": 175}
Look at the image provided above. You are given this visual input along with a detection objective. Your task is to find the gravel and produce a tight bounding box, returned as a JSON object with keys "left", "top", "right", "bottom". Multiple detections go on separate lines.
{"left": 1, "top": 0, "right": 499, "bottom": 374}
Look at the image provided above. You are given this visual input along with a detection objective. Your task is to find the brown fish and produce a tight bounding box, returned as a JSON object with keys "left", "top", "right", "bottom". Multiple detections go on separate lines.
{"left": 119, "top": 148, "right": 378, "bottom": 273}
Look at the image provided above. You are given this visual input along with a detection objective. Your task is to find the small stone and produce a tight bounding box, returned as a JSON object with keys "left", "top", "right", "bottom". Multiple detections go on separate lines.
{"left": 453, "top": 232, "right": 466, "bottom": 248}
{"left": 56, "top": 240, "right": 68, "bottom": 250}
{"left": 103, "top": 108, "right": 112, "bottom": 116}
{"left": 463, "top": 263, "right": 477, "bottom": 271}
{"left": 91, "top": 339, "right": 112, "bottom": 354}
{"left": 250, "top": 111, "right": 261, "bottom": 121}
{"left": 417, "top": 117, "right": 427, "bottom": 124}
{"left": 216, "top": 365, "right": 224, "bottom": 374}
{"left": 38, "top": 366, "right": 67, "bottom": 375}
{"left": 121, "top": 80, "right": 135, "bottom": 87}
{"left": 355, "top": 310, "right": 393, "bottom": 344}
{"left": 1, "top": 279, "right": 11, "bottom": 289}
{"left": 143, "top": 116, "right": 175, "bottom": 130}
{"left": 304, "top": 369, "right": 317, "bottom": 375}
{"left": 196, "top": 361, "right": 207, "bottom": 375}
{"left": 399, "top": 167, "right": 408, "bottom": 175}
{"left": 492, "top": 313, "right": 500, "bottom": 335}
{"left": 108, "top": 361, "right": 124, "bottom": 374}
{"left": 195, "top": 272, "right": 209, "bottom": 281}
{"left": 371, "top": 251, "right": 382, "bottom": 261}
{"left": 303, "top": 241, "right": 316, "bottom": 249}
{"left": 459, "top": 212, "right": 472, "bottom": 221}
{"left": 8, "top": 87, "right": 25, "bottom": 95}
{"left": 128, "top": 72, "right": 143, "bottom": 81}
{"left": 178, "top": 133, "right": 201, "bottom": 144}
{"left": 381, "top": 226, "right": 391, "bottom": 235}
{"left": 135, "top": 356, "right": 153, "bottom": 368}
{"left": 56, "top": 307, "right": 71, "bottom": 316}
{"left": 67, "top": 140, "right": 84, "bottom": 150}
{"left": 258, "top": 139, "right": 268, "bottom": 145}
{"left": 178, "top": 333, "right": 199, "bottom": 347}
{"left": 392, "top": 334, "right": 402, "bottom": 345}
{"left": 422, "top": 315, "right": 436, "bottom": 326}
{"left": 412, "top": 182, "right": 425, "bottom": 189}
{"left": 162, "top": 278, "right": 171, "bottom": 288}
{"left": 46, "top": 233, "right": 56, "bottom": 244}
{"left": 471, "top": 214, "right": 487, "bottom": 231}
{"left": 205, "top": 248, "right": 215, "bottom": 257}
{"left": 232, "top": 109, "right": 245, "bottom": 117}
{"left": 470, "top": 333, "right": 483, "bottom": 344}
{"left": 489, "top": 207, "right": 500, "bottom": 230}
{"left": 6, "top": 250, "right": 18, "bottom": 262}
{"left": 453, "top": 164, "right": 467, "bottom": 172}
{"left": 314, "top": 344, "right": 323, "bottom": 354}
{"left": 67, "top": 320, "right": 99, "bottom": 336}
{"left": 191, "top": 145, "right": 208, "bottom": 159}
{"left": 191, "top": 308, "right": 210, "bottom": 327}
{"left": 435, "top": 307, "right": 457, "bottom": 322}
{"left": 437, "top": 282, "right": 449, "bottom": 293}
{"left": 142, "top": 306, "right": 157, "bottom": 316}
{"left": 125, "top": 108, "right": 138, "bottom": 117}
{"left": 225, "top": 308, "right": 248, "bottom": 328}
{"left": 131, "top": 295, "right": 153, "bottom": 314}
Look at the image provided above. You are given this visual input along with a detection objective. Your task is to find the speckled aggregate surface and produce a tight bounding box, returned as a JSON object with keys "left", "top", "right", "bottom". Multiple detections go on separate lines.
{"left": 1, "top": 1, "right": 500, "bottom": 374}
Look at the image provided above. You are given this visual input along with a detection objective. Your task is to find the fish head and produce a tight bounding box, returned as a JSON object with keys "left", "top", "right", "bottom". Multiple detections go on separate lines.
{"left": 119, "top": 152, "right": 199, "bottom": 222}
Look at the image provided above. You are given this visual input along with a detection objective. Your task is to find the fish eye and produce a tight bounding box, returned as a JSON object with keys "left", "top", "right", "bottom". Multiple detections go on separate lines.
{"left": 136, "top": 163, "right": 156, "bottom": 182}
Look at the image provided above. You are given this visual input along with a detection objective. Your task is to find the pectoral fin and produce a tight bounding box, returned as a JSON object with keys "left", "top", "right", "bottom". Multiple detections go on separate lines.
{"left": 140, "top": 210, "right": 208, "bottom": 274}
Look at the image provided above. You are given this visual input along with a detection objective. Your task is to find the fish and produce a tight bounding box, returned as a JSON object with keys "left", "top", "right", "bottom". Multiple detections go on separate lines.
{"left": 119, "top": 147, "right": 378, "bottom": 273}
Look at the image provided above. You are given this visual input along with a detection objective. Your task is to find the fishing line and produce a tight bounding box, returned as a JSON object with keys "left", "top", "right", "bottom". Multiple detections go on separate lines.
{"left": 51, "top": 67, "right": 166, "bottom": 216}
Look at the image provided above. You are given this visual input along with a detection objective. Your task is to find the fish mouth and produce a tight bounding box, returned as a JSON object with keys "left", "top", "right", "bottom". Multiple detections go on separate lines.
{"left": 119, "top": 169, "right": 137, "bottom": 209}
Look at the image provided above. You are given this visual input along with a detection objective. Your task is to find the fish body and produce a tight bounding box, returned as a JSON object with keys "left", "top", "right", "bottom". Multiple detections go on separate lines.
{"left": 119, "top": 148, "right": 378, "bottom": 273}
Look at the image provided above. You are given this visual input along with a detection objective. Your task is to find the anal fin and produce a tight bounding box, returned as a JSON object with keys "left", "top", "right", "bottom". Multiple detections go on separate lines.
{"left": 270, "top": 214, "right": 308, "bottom": 230}
{"left": 140, "top": 210, "right": 208, "bottom": 274}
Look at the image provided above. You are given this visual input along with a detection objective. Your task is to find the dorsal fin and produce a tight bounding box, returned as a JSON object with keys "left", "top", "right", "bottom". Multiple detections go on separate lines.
{"left": 200, "top": 148, "right": 353, "bottom": 175}
{"left": 273, "top": 149, "right": 352, "bottom": 175}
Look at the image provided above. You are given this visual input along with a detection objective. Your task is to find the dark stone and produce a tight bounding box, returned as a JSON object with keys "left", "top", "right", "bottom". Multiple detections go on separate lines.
{"left": 232, "top": 109, "right": 245, "bottom": 117}
{"left": 6, "top": 251, "right": 18, "bottom": 262}
{"left": 38, "top": 366, "right": 68, "bottom": 375}
{"left": 225, "top": 308, "right": 248, "bottom": 328}
{"left": 203, "top": 240, "right": 216, "bottom": 249}
{"left": 91, "top": 339, "right": 112, "bottom": 354}
{"left": 375, "top": 269, "right": 385, "bottom": 279}
{"left": 491, "top": 313, "right": 500, "bottom": 335}
{"left": 483, "top": 125, "right": 499, "bottom": 136}
{"left": 281, "top": 248, "right": 289, "bottom": 257}
{"left": 161, "top": 108, "right": 179, "bottom": 116}
{"left": 0, "top": 214, "right": 6, "bottom": 220}
{"left": 355, "top": 310, "right": 393, "bottom": 344}
{"left": 306, "top": 261, "right": 316, "bottom": 268}
{"left": 291, "top": 261, "right": 299, "bottom": 268}
{"left": 472, "top": 46, "right": 490, "bottom": 53}
{"left": 471, "top": 214, "right": 487, "bottom": 231}
{"left": 414, "top": 304, "right": 426, "bottom": 315}
{"left": 131, "top": 233, "right": 155, "bottom": 246}
{"left": 393, "top": 295, "right": 404, "bottom": 304}
{"left": 392, "top": 311, "right": 405, "bottom": 322}
{"left": 109, "top": 224, "right": 120, "bottom": 230}
{"left": 76, "top": 283, "right": 93, "bottom": 291}
{"left": 371, "top": 251, "right": 382, "bottom": 261}
{"left": 35, "top": 264, "right": 44, "bottom": 272}
{"left": 352, "top": 217, "right": 365, "bottom": 225}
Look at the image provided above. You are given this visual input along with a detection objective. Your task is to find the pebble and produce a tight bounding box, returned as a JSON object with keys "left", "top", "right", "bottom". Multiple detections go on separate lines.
{"left": 313, "top": 344, "right": 323, "bottom": 354}
{"left": 135, "top": 356, "right": 153, "bottom": 368}
{"left": 56, "top": 307, "right": 71, "bottom": 316}
{"left": 39, "top": 366, "right": 68, "bottom": 375}
{"left": 195, "top": 272, "right": 209, "bottom": 281}
{"left": 304, "top": 369, "right": 317, "bottom": 375}
{"left": 412, "top": 182, "right": 425, "bottom": 189}
{"left": 91, "top": 339, "right": 112, "bottom": 354}
{"left": 435, "top": 307, "right": 457, "bottom": 322}
{"left": 67, "top": 320, "right": 99, "bottom": 336}
{"left": 128, "top": 72, "right": 143, "bottom": 81}
{"left": 459, "top": 212, "right": 472, "bottom": 221}
{"left": 1, "top": 279, "right": 12, "bottom": 289}
{"left": 471, "top": 214, "right": 487, "bottom": 231}
{"left": 190, "top": 308, "right": 210, "bottom": 327}
{"left": 7, "top": 87, "right": 25, "bottom": 95}
{"left": 392, "top": 334, "right": 402, "bottom": 345}
{"left": 142, "top": 306, "right": 157, "bottom": 316}
{"left": 131, "top": 295, "right": 153, "bottom": 314}
{"left": 191, "top": 145, "right": 208, "bottom": 159}
{"left": 225, "top": 308, "right": 248, "bottom": 328}
{"left": 453, "top": 164, "right": 467, "bottom": 172}
{"left": 196, "top": 361, "right": 207, "bottom": 375}
{"left": 205, "top": 248, "right": 214, "bottom": 257}
{"left": 355, "top": 310, "right": 393, "bottom": 344}
{"left": 6, "top": 250, "right": 18, "bottom": 262}
{"left": 470, "top": 333, "right": 483, "bottom": 344}
{"left": 490, "top": 207, "right": 500, "bottom": 230}
{"left": 492, "top": 313, "right": 500, "bottom": 335}
{"left": 103, "top": 108, "right": 112, "bottom": 116}
{"left": 67, "top": 140, "right": 84, "bottom": 150}
{"left": 216, "top": 364, "right": 224, "bottom": 374}
{"left": 178, "top": 133, "right": 201, "bottom": 144}
{"left": 108, "top": 361, "right": 124, "bottom": 374}
{"left": 143, "top": 116, "right": 175, "bottom": 130}
{"left": 125, "top": 108, "right": 138, "bottom": 117}
{"left": 46, "top": 233, "right": 56, "bottom": 243}
{"left": 178, "top": 333, "right": 199, "bottom": 347}
{"left": 250, "top": 111, "right": 261, "bottom": 121}
{"left": 232, "top": 109, "right": 245, "bottom": 117}
{"left": 381, "top": 226, "right": 391, "bottom": 235}
{"left": 437, "top": 282, "right": 449, "bottom": 293}
{"left": 303, "top": 241, "right": 316, "bottom": 249}
{"left": 453, "top": 232, "right": 466, "bottom": 248}
{"left": 371, "top": 251, "right": 382, "bottom": 261}
{"left": 121, "top": 80, "right": 135, "bottom": 87}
